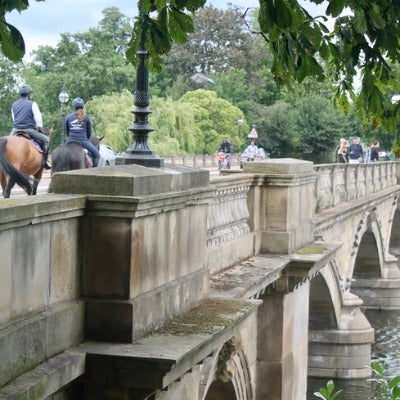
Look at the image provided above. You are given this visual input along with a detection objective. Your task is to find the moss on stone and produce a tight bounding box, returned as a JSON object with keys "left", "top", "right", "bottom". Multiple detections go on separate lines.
{"left": 211, "top": 272, "right": 253, "bottom": 291}
{"left": 296, "top": 244, "right": 326, "bottom": 255}
{"left": 158, "top": 298, "right": 251, "bottom": 335}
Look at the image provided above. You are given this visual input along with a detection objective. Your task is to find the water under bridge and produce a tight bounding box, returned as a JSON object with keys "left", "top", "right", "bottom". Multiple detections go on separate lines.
{"left": 1, "top": 158, "right": 399, "bottom": 400}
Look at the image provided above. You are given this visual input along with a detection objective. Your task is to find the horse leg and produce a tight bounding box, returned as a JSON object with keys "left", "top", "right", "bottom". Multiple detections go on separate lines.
{"left": 32, "top": 170, "right": 43, "bottom": 195}
{"left": 4, "top": 177, "right": 16, "bottom": 198}
{"left": 0, "top": 169, "right": 5, "bottom": 197}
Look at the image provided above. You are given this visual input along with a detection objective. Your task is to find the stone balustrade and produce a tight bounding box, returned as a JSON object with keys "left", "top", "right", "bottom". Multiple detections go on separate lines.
{"left": 161, "top": 153, "right": 241, "bottom": 168}
{"left": 207, "top": 176, "right": 252, "bottom": 248}
{"left": 314, "top": 162, "right": 397, "bottom": 213}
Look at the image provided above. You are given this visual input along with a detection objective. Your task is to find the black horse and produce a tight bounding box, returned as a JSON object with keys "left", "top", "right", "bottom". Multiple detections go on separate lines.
{"left": 48, "top": 136, "right": 102, "bottom": 192}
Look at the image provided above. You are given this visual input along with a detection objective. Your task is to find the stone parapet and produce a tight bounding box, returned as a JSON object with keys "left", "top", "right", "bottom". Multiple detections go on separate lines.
{"left": 314, "top": 162, "right": 397, "bottom": 213}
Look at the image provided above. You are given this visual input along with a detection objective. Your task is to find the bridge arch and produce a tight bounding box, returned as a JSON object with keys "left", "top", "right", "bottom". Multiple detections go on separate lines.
{"left": 349, "top": 208, "right": 384, "bottom": 280}
{"left": 202, "top": 337, "right": 252, "bottom": 400}
{"left": 309, "top": 263, "right": 340, "bottom": 330}
{"left": 389, "top": 204, "right": 400, "bottom": 257}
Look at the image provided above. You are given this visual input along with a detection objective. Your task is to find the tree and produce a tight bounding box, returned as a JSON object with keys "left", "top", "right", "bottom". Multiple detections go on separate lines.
{"left": 3, "top": 1, "right": 400, "bottom": 124}
{"left": 179, "top": 89, "right": 248, "bottom": 154}
{"left": 125, "top": 0, "right": 400, "bottom": 126}
{"left": 0, "top": 55, "right": 22, "bottom": 134}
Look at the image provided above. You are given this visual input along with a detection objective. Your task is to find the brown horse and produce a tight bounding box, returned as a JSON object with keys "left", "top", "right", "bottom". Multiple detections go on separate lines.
{"left": 48, "top": 136, "right": 102, "bottom": 193}
{"left": 0, "top": 129, "right": 52, "bottom": 198}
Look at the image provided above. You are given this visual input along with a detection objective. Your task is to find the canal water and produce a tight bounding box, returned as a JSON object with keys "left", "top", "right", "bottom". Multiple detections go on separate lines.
{"left": 308, "top": 309, "right": 400, "bottom": 399}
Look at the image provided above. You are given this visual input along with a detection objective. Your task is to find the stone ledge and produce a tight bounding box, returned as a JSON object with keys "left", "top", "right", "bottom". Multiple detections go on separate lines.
{"left": 0, "top": 195, "right": 86, "bottom": 231}
{"left": 0, "top": 301, "right": 84, "bottom": 388}
{"left": 81, "top": 298, "right": 259, "bottom": 390}
{"left": 308, "top": 366, "right": 371, "bottom": 379}
{"left": 209, "top": 242, "right": 340, "bottom": 299}
{"left": 52, "top": 164, "right": 209, "bottom": 196}
{"left": 309, "top": 328, "right": 375, "bottom": 344}
{"left": 0, "top": 350, "right": 85, "bottom": 400}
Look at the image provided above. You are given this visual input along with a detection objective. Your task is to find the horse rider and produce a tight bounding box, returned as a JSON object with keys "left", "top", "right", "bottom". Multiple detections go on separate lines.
{"left": 11, "top": 84, "right": 51, "bottom": 169}
{"left": 65, "top": 98, "right": 100, "bottom": 167}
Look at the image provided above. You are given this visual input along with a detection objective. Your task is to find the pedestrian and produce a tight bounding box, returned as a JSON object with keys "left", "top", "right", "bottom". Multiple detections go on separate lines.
{"left": 370, "top": 141, "right": 379, "bottom": 162}
{"left": 348, "top": 136, "right": 363, "bottom": 164}
{"left": 337, "top": 138, "right": 349, "bottom": 163}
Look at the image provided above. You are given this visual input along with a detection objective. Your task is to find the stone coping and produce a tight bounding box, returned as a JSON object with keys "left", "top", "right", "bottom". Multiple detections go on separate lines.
{"left": 52, "top": 164, "right": 209, "bottom": 196}
{"left": 0, "top": 195, "right": 86, "bottom": 230}
{"left": 210, "top": 242, "right": 341, "bottom": 299}
{"left": 0, "top": 350, "right": 85, "bottom": 400}
{"left": 243, "top": 158, "right": 314, "bottom": 174}
{"left": 313, "top": 185, "right": 400, "bottom": 230}
{"left": 81, "top": 298, "right": 259, "bottom": 390}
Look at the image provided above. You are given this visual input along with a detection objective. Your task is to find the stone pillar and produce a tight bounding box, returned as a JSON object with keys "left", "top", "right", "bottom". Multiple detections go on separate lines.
{"left": 256, "top": 279, "right": 310, "bottom": 400}
{"left": 52, "top": 164, "right": 212, "bottom": 342}
{"left": 243, "top": 159, "right": 316, "bottom": 254}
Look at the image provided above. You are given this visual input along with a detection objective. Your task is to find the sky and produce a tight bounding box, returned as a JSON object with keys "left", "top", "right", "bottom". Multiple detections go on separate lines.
{"left": 7, "top": 0, "right": 260, "bottom": 59}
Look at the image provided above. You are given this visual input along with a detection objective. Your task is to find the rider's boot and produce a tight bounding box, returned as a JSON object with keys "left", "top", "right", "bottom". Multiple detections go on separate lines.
{"left": 41, "top": 141, "right": 51, "bottom": 170}
{"left": 92, "top": 156, "right": 100, "bottom": 167}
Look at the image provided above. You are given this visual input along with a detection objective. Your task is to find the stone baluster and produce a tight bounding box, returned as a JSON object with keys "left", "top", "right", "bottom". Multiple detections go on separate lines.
{"left": 346, "top": 166, "right": 357, "bottom": 202}
{"left": 356, "top": 165, "right": 366, "bottom": 198}
{"left": 315, "top": 166, "right": 334, "bottom": 212}
{"left": 207, "top": 184, "right": 251, "bottom": 248}
{"left": 365, "top": 164, "right": 374, "bottom": 195}
{"left": 332, "top": 164, "right": 347, "bottom": 206}
{"left": 380, "top": 163, "right": 388, "bottom": 189}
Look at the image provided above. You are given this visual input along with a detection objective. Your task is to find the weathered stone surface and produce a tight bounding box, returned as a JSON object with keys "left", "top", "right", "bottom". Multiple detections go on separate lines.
{"left": 0, "top": 301, "right": 84, "bottom": 388}
{"left": 52, "top": 164, "right": 209, "bottom": 196}
{"left": 82, "top": 298, "right": 259, "bottom": 389}
{"left": 0, "top": 350, "right": 85, "bottom": 400}
{"left": 243, "top": 158, "right": 314, "bottom": 174}
{"left": 85, "top": 269, "right": 209, "bottom": 342}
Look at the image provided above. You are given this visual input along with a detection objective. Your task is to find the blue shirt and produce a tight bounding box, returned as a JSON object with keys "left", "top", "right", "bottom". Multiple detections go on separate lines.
{"left": 65, "top": 112, "right": 92, "bottom": 142}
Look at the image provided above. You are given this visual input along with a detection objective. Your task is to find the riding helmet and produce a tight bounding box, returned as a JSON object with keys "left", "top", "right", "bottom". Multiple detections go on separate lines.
{"left": 19, "top": 84, "right": 33, "bottom": 96}
{"left": 72, "top": 98, "right": 85, "bottom": 109}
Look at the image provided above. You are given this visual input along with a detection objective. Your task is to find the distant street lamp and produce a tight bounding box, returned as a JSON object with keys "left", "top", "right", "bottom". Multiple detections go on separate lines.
{"left": 58, "top": 86, "right": 69, "bottom": 144}
{"left": 237, "top": 118, "right": 243, "bottom": 137}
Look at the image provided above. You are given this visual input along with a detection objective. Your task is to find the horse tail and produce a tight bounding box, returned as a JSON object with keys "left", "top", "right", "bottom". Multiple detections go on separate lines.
{"left": 0, "top": 138, "right": 32, "bottom": 194}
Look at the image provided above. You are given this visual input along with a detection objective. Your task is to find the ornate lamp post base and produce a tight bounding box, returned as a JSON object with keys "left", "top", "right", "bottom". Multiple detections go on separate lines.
{"left": 116, "top": 152, "right": 164, "bottom": 168}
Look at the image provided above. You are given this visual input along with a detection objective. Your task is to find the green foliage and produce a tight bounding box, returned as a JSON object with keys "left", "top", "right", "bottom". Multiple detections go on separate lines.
{"left": 258, "top": 94, "right": 344, "bottom": 163}
{"left": 0, "top": 54, "right": 21, "bottom": 135}
{"left": 84, "top": 89, "right": 246, "bottom": 156}
{"left": 123, "top": 0, "right": 400, "bottom": 127}
{"left": 85, "top": 90, "right": 132, "bottom": 152}
{"left": 313, "top": 380, "right": 342, "bottom": 400}
{"left": 369, "top": 361, "right": 400, "bottom": 399}
{"left": 179, "top": 89, "right": 247, "bottom": 154}
{"left": 149, "top": 96, "right": 201, "bottom": 154}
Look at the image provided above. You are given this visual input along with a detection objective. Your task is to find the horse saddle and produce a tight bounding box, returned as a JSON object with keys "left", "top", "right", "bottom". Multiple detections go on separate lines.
{"left": 15, "top": 131, "right": 43, "bottom": 153}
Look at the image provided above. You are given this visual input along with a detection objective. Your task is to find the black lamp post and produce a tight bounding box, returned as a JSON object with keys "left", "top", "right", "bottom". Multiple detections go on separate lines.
{"left": 116, "top": 7, "right": 163, "bottom": 168}
{"left": 58, "top": 86, "right": 69, "bottom": 144}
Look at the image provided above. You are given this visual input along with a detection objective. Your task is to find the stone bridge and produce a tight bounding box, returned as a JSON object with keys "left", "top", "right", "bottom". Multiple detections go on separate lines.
{"left": 0, "top": 159, "right": 399, "bottom": 400}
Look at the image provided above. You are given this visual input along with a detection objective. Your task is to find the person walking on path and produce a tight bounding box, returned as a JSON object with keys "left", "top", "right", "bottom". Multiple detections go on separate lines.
{"left": 348, "top": 136, "right": 363, "bottom": 164}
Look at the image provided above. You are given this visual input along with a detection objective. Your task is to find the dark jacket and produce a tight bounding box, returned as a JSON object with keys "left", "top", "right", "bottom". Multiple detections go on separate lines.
{"left": 348, "top": 143, "right": 363, "bottom": 160}
{"left": 12, "top": 98, "right": 36, "bottom": 130}
{"left": 218, "top": 141, "right": 233, "bottom": 154}
{"left": 65, "top": 112, "right": 92, "bottom": 142}
{"left": 370, "top": 147, "right": 379, "bottom": 161}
